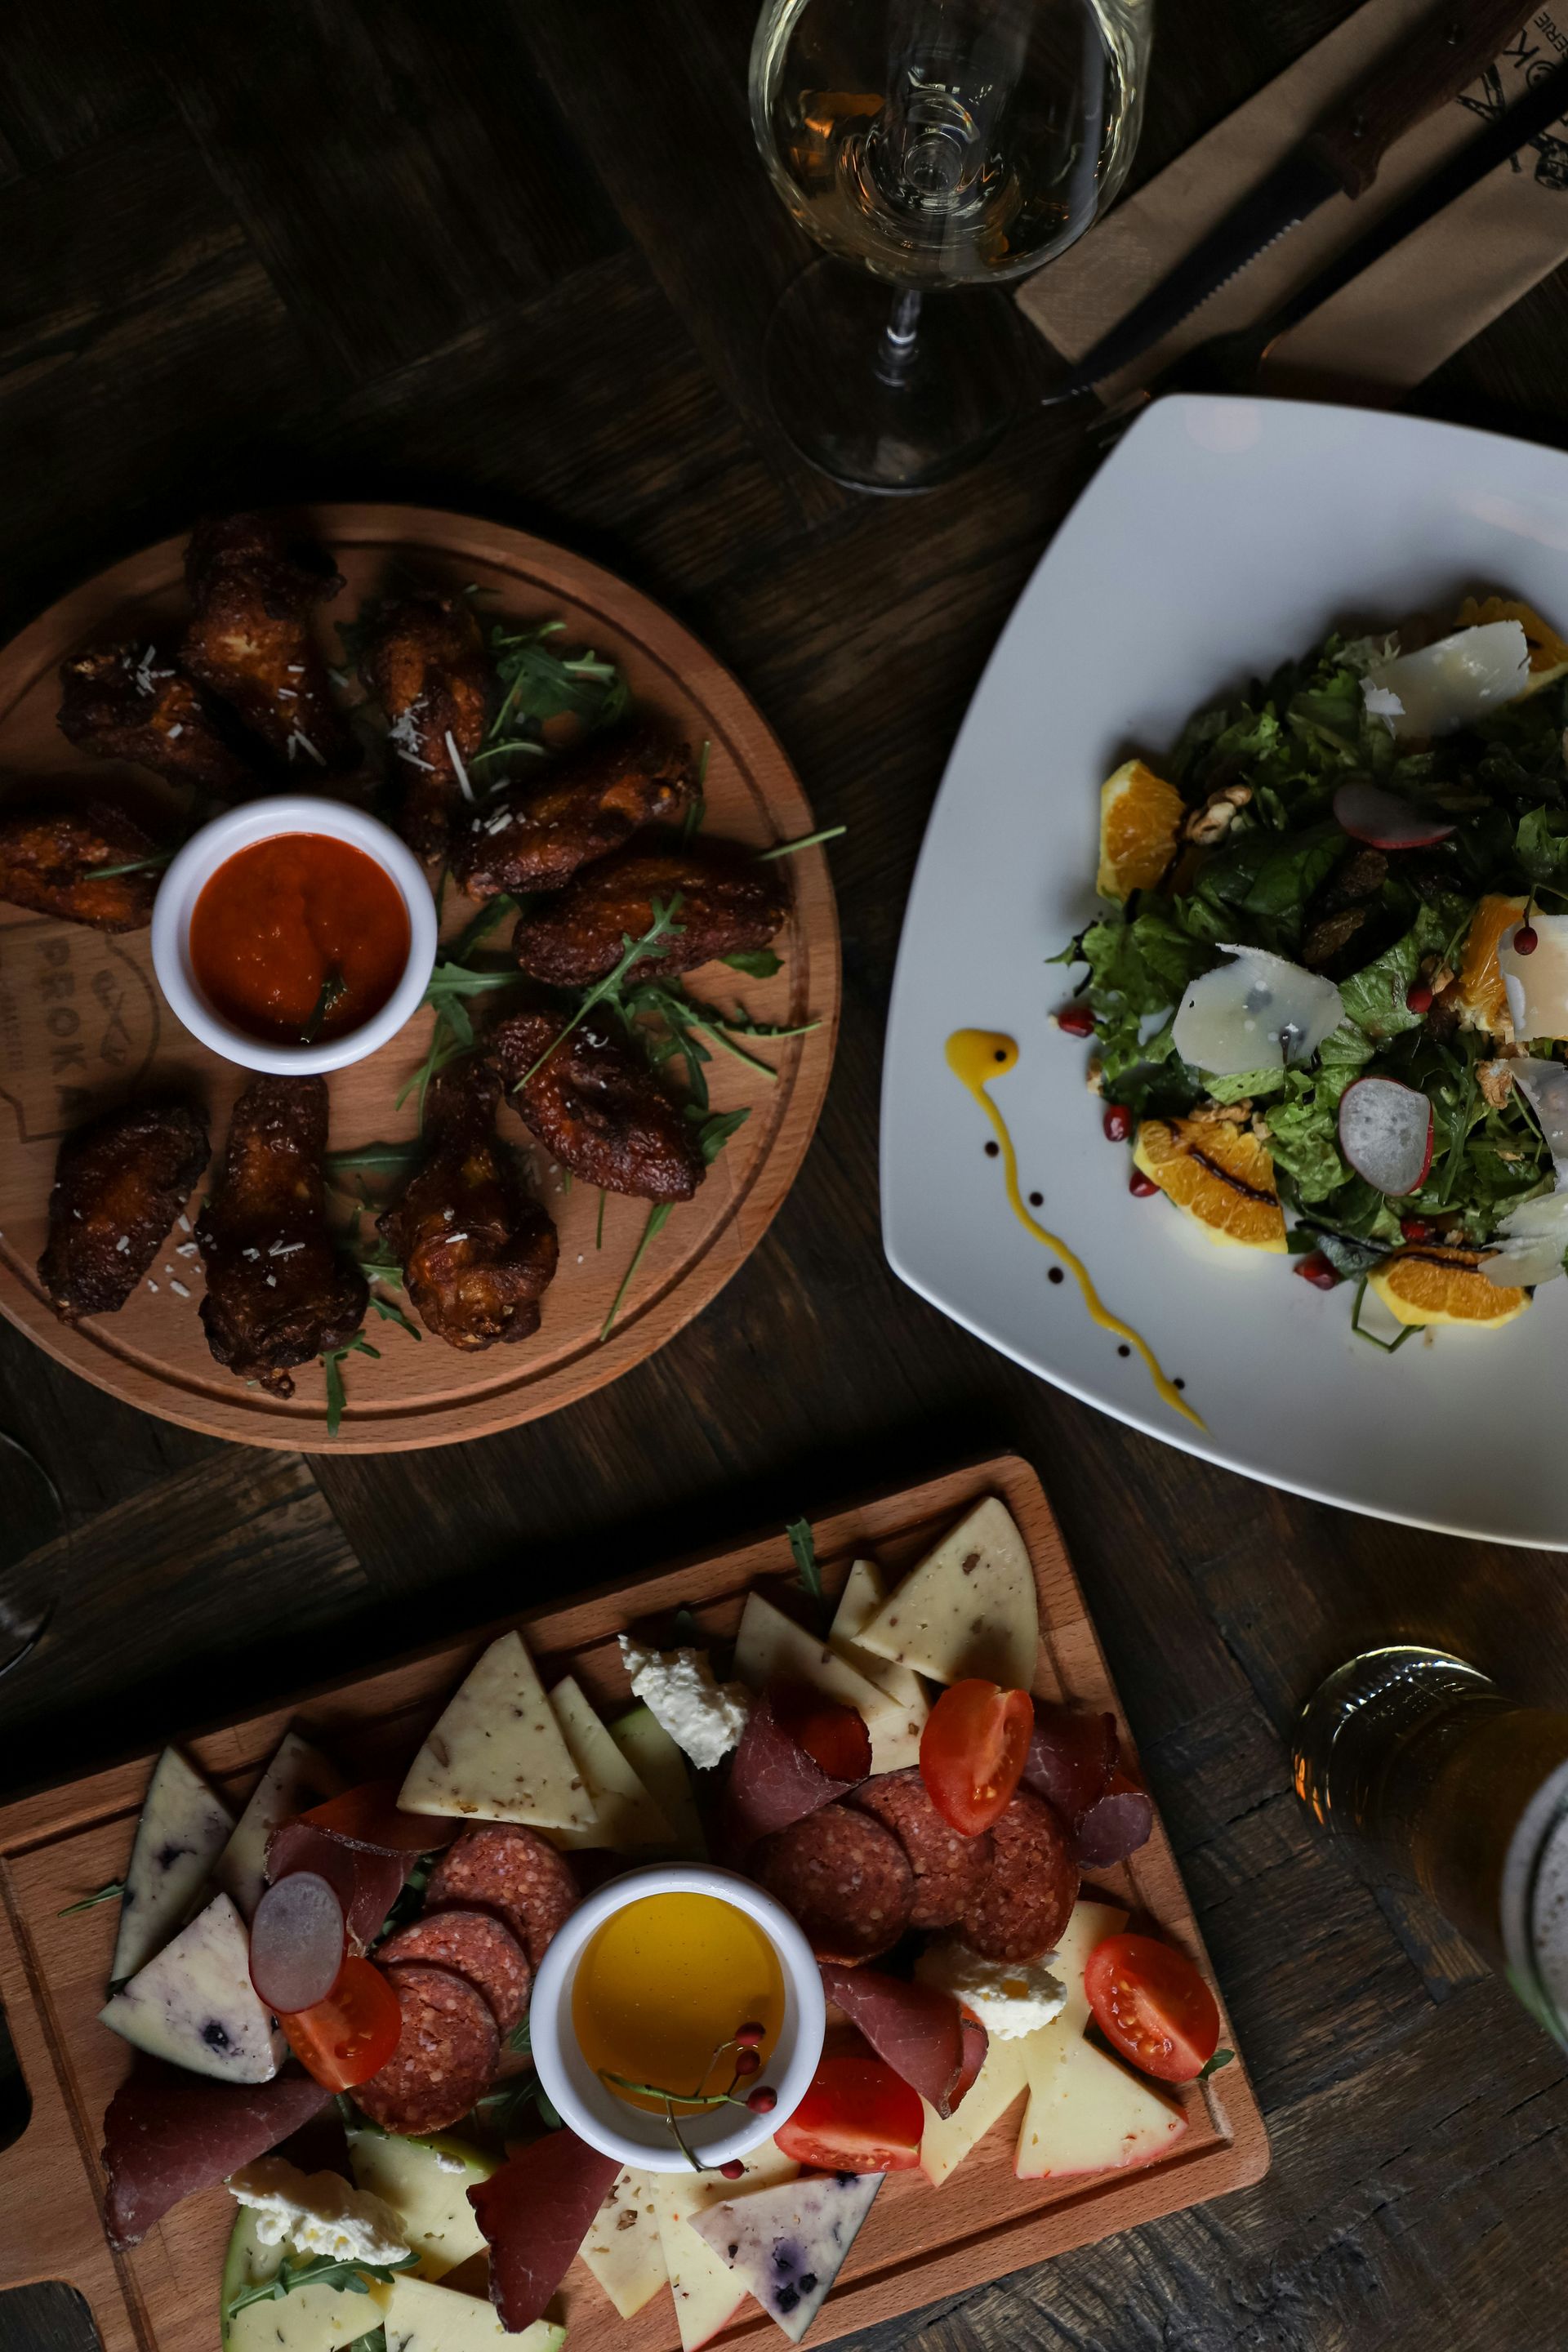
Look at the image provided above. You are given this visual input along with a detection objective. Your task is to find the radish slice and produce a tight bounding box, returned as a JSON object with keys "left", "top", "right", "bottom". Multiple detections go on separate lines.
{"left": 1338, "top": 1076, "right": 1434, "bottom": 1196}
{"left": 1333, "top": 780, "right": 1455, "bottom": 849}
{"left": 249, "top": 1869, "right": 346, "bottom": 2016}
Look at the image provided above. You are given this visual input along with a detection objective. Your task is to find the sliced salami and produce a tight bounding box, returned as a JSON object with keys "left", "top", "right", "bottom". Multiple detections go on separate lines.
{"left": 425, "top": 1824, "right": 579, "bottom": 1970}
{"left": 757, "top": 1803, "right": 913, "bottom": 1964}
{"left": 351, "top": 1961, "right": 500, "bottom": 2134}
{"left": 852, "top": 1769, "right": 993, "bottom": 1931}
{"left": 381, "top": 1909, "right": 532, "bottom": 2038}
{"left": 959, "top": 1787, "right": 1078, "bottom": 1963}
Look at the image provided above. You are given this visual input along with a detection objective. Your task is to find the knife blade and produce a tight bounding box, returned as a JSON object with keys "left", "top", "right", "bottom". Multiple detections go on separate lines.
{"left": 1047, "top": 0, "right": 1539, "bottom": 402}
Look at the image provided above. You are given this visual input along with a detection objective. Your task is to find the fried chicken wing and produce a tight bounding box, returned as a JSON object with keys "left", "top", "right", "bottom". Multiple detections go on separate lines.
{"left": 0, "top": 801, "right": 163, "bottom": 931}
{"left": 376, "top": 1060, "right": 558, "bottom": 1351}
{"left": 491, "top": 1010, "right": 703, "bottom": 1203}
{"left": 359, "top": 592, "right": 488, "bottom": 865}
{"left": 182, "top": 513, "right": 359, "bottom": 773}
{"left": 197, "top": 1076, "right": 368, "bottom": 1397}
{"left": 511, "top": 845, "right": 787, "bottom": 989}
{"left": 450, "top": 719, "right": 693, "bottom": 899}
{"left": 38, "top": 1099, "right": 209, "bottom": 1324}
{"left": 57, "top": 642, "right": 254, "bottom": 798}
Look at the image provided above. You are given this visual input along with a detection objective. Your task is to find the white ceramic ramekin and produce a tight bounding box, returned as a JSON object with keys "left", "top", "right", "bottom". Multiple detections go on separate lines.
{"left": 529, "top": 1864, "right": 826, "bottom": 2172}
{"left": 149, "top": 795, "right": 438, "bottom": 1076}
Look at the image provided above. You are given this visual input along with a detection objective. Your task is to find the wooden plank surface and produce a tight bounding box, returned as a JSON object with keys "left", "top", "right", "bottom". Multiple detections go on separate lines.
{"left": 0, "top": 1457, "right": 1264, "bottom": 2352}
{"left": 2, "top": 2, "right": 1568, "bottom": 2350}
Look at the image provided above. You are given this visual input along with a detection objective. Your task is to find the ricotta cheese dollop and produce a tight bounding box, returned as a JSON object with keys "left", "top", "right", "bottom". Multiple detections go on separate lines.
{"left": 915, "top": 1938, "right": 1067, "bottom": 2039}
{"left": 617, "top": 1636, "right": 753, "bottom": 1770}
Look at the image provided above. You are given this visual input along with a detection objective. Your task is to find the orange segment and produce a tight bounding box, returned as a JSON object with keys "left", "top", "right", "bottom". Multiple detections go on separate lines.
{"left": 1457, "top": 595, "right": 1568, "bottom": 678}
{"left": 1133, "top": 1115, "right": 1286, "bottom": 1252}
{"left": 1097, "top": 760, "right": 1185, "bottom": 899}
{"left": 1367, "top": 1245, "right": 1530, "bottom": 1328}
{"left": 1454, "top": 894, "right": 1527, "bottom": 1036}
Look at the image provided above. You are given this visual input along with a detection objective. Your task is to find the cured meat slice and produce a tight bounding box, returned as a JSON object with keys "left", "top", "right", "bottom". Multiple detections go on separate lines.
{"left": 818, "top": 1964, "right": 968, "bottom": 2115}
{"left": 960, "top": 1788, "right": 1078, "bottom": 1963}
{"left": 1075, "top": 1773, "right": 1156, "bottom": 1867}
{"left": 470, "top": 2127, "right": 621, "bottom": 2333}
{"left": 756, "top": 1806, "right": 913, "bottom": 1965}
{"left": 266, "top": 1820, "right": 403, "bottom": 1953}
{"left": 296, "top": 1780, "right": 459, "bottom": 1855}
{"left": 852, "top": 1770, "right": 993, "bottom": 1931}
{"left": 380, "top": 1909, "right": 532, "bottom": 2038}
{"left": 723, "top": 1693, "right": 859, "bottom": 1852}
{"left": 951, "top": 2012, "right": 988, "bottom": 2113}
{"left": 101, "top": 2058, "right": 332, "bottom": 2249}
{"left": 1020, "top": 1702, "right": 1118, "bottom": 1825}
{"left": 351, "top": 1962, "right": 499, "bottom": 2134}
{"left": 425, "top": 1824, "right": 579, "bottom": 1970}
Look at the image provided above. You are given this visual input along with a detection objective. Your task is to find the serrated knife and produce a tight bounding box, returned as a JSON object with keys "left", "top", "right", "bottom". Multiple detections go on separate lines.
{"left": 1048, "top": 0, "right": 1541, "bottom": 401}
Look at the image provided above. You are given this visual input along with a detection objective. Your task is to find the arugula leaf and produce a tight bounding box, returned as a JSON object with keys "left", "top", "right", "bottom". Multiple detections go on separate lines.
{"left": 695, "top": 1107, "right": 751, "bottom": 1162}
{"left": 513, "top": 898, "right": 685, "bottom": 1088}
{"left": 599, "top": 1202, "right": 672, "bottom": 1341}
{"left": 368, "top": 1291, "right": 421, "bottom": 1341}
{"left": 1187, "top": 822, "right": 1345, "bottom": 947}
{"left": 320, "top": 1334, "right": 380, "bottom": 1439}
{"left": 724, "top": 948, "right": 782, "bottom": 978}
{"left": 1339, "top": 901, "right": 1465, "bottom": 1042}
{"left": 224, "top": 2252, "right": 418, "bottom": 2321}
{"left": 58, "top": 1878, "right": 125, "bottom": 1916}
{"left": 785, "top": 1517, "right": 822, "bottom": 1602}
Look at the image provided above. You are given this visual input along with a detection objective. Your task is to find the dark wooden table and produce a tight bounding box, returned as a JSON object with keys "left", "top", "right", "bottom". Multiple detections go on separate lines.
{"left": 4, "top": 2, "right": 1568, "bottom": 2346}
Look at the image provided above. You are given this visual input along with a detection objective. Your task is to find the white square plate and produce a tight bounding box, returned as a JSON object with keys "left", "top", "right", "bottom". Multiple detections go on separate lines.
{"left": 881, "top": 394, "right": 1568, "bottom": 1548}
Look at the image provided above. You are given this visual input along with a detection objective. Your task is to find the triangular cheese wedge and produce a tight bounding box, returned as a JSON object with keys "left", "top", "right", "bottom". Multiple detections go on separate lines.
{"left": 216, "top": 1731, "right": 344, "bottom": 1919}
{"left": 578, "top": 2164, "right": 670, "bottom": 2319}
{"left": 653, "top": 2139, "right": 798, "bottom": 2351}
{"left": 373, "top": 2271, "right": 564, "bottom": 2352}
{"left": 608, "top": 1706, "right": 707, "bottom": 1859}
{"left": 733, "top": 1592, "right": 908, "bottom": 1773}
{"left": 399, "top": 1632, "right": 596, "bottom": 1833}
{"left": 688, "top": 2172, "right": 881, "bottom": 2343}
{"left": 829, "top": 1560, "right": 929, "bottom": 1771}
{"left": 112, "top": 1746, "right": 233, "bottom": 1982}
{"left": 101, "top": 1892, "right": 284, "bottom": 2082}
{"left": 856, "top": 1499, "right": 1039, "bottom": 1688}
{"left": 547, "top": 1677, "right": 672, "bottom": 1851}
{"left": 917, "top": 2033, "right": 1030, "bottom": 2187}
{"left": 1014, "top": 2029, "right": 1187, "bottom": 2179}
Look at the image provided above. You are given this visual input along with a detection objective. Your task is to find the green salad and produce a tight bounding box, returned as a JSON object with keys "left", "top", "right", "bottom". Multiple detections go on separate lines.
{"left": 1054, "top": 596, "right": 1568, "bottom": 1331}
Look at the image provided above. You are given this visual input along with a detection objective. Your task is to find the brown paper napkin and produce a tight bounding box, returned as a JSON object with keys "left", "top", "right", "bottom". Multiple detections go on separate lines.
{"left": 1017, "top": 0, "right": 1568, "bottom": 407}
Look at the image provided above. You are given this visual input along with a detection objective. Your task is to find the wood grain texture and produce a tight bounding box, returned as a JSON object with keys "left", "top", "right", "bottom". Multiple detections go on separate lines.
{"left": 0, "top": 1458, "right": 1265, "bottom": 2352}
{"left": 0, "top": 505, "right": 840, "bottom": 1448}
{"left": 4, "top": 0, "right": 1568, "bottom": 2347}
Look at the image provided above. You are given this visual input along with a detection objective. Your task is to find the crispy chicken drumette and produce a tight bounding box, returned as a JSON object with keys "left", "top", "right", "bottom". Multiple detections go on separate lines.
{"left": 0, "top": 800, "right": 163, "bottom": 931}
{"left": 197, "top": 1076, "right": 368, "bottom": 1397}
{"left": 450, "top": 719, "right": 693, "bottom": 899}
{"left": 510, "top": 845, "right": 787, "bottom": 990}
{"left": 38, "top": 1099, "right": 209, "bottom": 1324}
{"left": 57, "top": 642, "right": 254, "bottom": 799}
{"left": 182, "top": 513, "right": 359, "bottom": 773}
{"left": 377, "top": 1060, "right": 558, "bottom": 1352}
{"left": 358, "top": 591, "right": 489, "bottom": 866}
{"left": 490, "top": 1011, "right": 703, "bottom": 1203}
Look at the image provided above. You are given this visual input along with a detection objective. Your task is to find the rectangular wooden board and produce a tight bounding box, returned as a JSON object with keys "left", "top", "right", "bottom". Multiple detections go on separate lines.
{"left": 0, "top": 1454, "right": 1268, "bottom": 2352}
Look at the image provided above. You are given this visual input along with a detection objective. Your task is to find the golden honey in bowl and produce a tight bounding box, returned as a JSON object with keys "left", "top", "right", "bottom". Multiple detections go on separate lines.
{"left": 572, "top": 1891, "right": 785, "bottom": 2113}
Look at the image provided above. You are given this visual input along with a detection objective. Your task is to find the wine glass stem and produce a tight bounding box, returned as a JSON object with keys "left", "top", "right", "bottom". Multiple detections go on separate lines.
{"left": 876, "top": 287, "right": 924, "bottom": 387}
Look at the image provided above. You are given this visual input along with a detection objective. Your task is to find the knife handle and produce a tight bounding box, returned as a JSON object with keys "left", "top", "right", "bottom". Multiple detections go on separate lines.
{"left": 1306, "top": 0, "right": 1534, "bottom": 198}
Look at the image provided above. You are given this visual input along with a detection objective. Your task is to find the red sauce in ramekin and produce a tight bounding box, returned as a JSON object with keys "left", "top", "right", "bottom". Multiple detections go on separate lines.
{"left": 189, "top": 832, "right": 411, "bottom": 1046}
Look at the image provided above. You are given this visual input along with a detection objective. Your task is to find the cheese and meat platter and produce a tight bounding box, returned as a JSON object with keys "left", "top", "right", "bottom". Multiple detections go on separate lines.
{"left": 0, "top": 1456, "right": 1267, "bottom": 2352}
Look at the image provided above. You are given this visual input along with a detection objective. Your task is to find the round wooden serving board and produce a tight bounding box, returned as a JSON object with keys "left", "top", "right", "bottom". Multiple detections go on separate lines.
{"left": 0, "top": 506, "right": 840, "bottom": 1450}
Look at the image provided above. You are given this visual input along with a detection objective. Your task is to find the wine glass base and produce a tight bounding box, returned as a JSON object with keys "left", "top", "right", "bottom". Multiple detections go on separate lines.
{"left": 763, "top": 259, "right": 1023, "bottom": 494}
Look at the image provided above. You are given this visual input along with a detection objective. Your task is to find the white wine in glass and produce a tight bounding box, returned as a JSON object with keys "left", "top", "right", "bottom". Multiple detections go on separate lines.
{"left": 751, "top": 0, "right": 1151, "bottom": 491}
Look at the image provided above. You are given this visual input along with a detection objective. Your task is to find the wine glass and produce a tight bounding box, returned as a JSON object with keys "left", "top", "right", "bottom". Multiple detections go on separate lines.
{"left": 750, "top": 0, "right": 1152, "bottom": 491}
{"left": 0, "top": 1431, "right": 69, "bottom": 1680}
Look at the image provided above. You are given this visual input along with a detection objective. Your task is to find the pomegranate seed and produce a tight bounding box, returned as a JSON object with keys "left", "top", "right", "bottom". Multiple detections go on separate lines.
{"left": 719, "top": 2159, "right": 746, "bottom": 2180}
{"left": 746, "top": 2085, "right": 778, "bottom": 2114}
{"left": 1129, "top": 1171, "right": 1159, "bottom": 1198}
{"left": 1057, "top": 1004, "right": 1097, "bottom": 1037}
{"left": 735, "top": 2021, "right": 764, "bottom": 2045}
{"left": 733, "top": 2047, "right": 761, "bottom": 2076}
{"left": 1405, "top": 980, "right": 1432, "bottom": 1014}
{"left": 1401, "top": 1218, "right": 1432, "bottom": 1243}
{"left": 1515, "top": 923, "right": 1539, "bottom": 955}
{"left": 1102, "top": 1103, "right": 1133, "bottom": 1143}
{"left": 1293, "top": 1251, "right": 1338, "bottom": 1291}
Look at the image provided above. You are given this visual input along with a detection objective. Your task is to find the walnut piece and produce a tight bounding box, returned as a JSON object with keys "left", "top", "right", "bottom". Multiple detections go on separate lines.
{"left": 1183, "top": 783, "right": 1254, "bottom": 847}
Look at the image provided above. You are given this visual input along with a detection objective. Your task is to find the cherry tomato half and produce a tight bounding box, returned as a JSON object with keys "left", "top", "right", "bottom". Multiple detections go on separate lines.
{"left": 920, "top": 1679, "right": 1034, "bottom": 1836}
{"left": 769, "top": 1682, "right": 873, "bottom": 1781}
{"left": 773, "top": 2056, "right": 923, "bottom": 2172}
{"left": 1083, "top": 1934, "right": 1221, "bottom": 2083}
{"left": 280, "top": 1954, "right": 402, "bottom": 2090}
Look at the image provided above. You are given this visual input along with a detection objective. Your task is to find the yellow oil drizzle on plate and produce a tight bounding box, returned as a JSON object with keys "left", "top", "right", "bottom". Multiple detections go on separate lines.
{"left": 947, "top": 1028, "right": 1203, "bottom": 1430}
